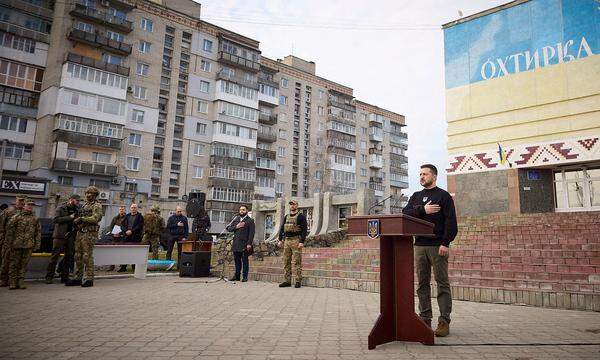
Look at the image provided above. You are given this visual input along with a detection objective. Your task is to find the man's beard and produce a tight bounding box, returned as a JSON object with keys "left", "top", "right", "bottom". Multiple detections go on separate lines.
{"left": 421, "top": 179, "right": 433, "bottom": 188}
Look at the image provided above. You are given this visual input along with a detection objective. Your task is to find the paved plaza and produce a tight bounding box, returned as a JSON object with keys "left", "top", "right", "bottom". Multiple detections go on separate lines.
{"left": 1, "top": 276, "right": 599, "bottom": 360}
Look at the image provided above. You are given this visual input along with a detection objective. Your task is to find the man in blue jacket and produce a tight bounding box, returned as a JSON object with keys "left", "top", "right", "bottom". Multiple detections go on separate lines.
{"left": 402, "top": 164, "right": 457, "bottom": 338}
{"left": 167, "top": 206, "right": 188, "bottom": 266}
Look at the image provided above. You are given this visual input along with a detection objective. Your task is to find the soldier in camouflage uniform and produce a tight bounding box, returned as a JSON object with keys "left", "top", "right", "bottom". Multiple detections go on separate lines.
{"left": 6, "top": 200, "right": 41, "bottom": 290}
{"left": 277, "top": 200, "right": 308, "bottom": 288}
{"left": 66, "top": 186, "right": 103, "bottom": 288}
{"left": 142, "top": 205, "right": 165, "bottom": 260}
{"left": 0, "top": 195, "right": 27, "bottom": 287}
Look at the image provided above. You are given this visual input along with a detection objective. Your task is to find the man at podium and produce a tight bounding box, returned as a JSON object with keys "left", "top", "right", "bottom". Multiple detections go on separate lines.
{"left": 402, "top": 164, "right": 457, "bottom": 337}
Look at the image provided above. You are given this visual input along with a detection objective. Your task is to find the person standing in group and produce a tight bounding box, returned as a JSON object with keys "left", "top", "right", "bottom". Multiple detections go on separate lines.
{"left": 65, "top": 186, "right": 103, "bottom": 288}
{"left": 226, "top": 205, "right": 255, "bottom": 282}
{"left": 45, "top": 194, "right": 80, "bottom": 284}
{"left": 117, "top": 203, "right": 144, "bottom": 272}
{"left": 166, "top": 206, "right": 188, "bottom": 266}
{"left": 0, "top": 195, "right": 26, "bottom": 287}
{"left": 109, "top": 204, "right": 127, "bottom": 243}
{"left": 402, "top": 164, "right": 457, "bottom": 338}
{"left": 6, "top": 200, "right": 41, "bottom": 289}
{"left": 277, "top": 200, "right": 308, "bottom": 289}
{"left": 142, "top": 205, "right": 164, "bottom": 260}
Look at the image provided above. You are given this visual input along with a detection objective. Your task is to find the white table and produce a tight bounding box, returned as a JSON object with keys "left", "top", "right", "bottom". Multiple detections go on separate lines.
{"left": 93, "top": 244, "right": 149, "bottom": 279}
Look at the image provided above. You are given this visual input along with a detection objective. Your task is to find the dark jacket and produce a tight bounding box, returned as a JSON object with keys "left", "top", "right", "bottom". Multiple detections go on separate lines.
{"left": 167, "top": 214, "right": 189, "bottom": 239}
{"left": 402, "top": 186, "right": 458, "bottom": 247}
{"left": 278, "top": 212, "right": 308, "bottom": 244}
{"left": 52, "top": 202, "right": 78, "bottom": 239}
{"left": 226, "top": 214, "right": 255, "bottom": 252}
{"left": 121, "top": 212, "right": 144, "bottom": 243}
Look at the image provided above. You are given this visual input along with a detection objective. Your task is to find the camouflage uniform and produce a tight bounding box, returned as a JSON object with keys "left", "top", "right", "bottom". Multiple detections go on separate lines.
{"left": 142, "top": 206, "right": 164, "bottom": 260}
{"left": 6, "top": 203, "right": 40, "bottom": 289}
{"left": 0, "top": 196, "right": 26, "bottom": 286}
{"left": 282, "top": 213, "right": 304, "bottom": 283}
{"left": 73, "top": 188, "right": 103, "bottom": 282}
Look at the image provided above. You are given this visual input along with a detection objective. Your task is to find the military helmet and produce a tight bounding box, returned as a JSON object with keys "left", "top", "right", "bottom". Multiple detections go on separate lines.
{"left": 150, "top": 205, "right": 160, "bottom": 213}
{"left": 85, "top": 186, "right": 100, "bottom": 196}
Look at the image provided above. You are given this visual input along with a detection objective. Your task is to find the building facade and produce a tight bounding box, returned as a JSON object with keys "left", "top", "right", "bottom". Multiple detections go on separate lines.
{"left": 0, "top": 0, "right": 408, "bottom": 232}
{"left": 443, "top": 0, "right": 599, "bottom": 216}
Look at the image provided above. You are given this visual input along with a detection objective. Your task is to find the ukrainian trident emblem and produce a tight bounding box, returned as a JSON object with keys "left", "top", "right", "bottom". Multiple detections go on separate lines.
{"left": 367, "top": 219, "right": 380, "bottom": 239}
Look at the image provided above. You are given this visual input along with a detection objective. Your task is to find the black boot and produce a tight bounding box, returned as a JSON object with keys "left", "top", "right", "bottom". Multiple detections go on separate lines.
{"left": 294, "top": 282, "right": 301, "bottom": 288}
{"left": 60, "top": 277, "right": 69, "bottom": 284}
{"left": 81, "top": 280, "right": 94, "bottom": 288}
{"left": 65, "top": 279, "right": 82, "bottom": 286}
{"left": 228, "top": 276, "right": 240, "bottom": 281}
{"left": 279, "top": 281, "right": 291, "bottom": 287}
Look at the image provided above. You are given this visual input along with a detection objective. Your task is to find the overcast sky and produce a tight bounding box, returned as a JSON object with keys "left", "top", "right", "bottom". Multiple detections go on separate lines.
{"left": 196, "top": 0, "right": 507, "bottom": 196}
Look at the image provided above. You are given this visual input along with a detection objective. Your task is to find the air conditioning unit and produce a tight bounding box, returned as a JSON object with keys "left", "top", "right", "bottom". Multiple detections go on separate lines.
{"left": 98, "top": 190, "right": 110, "bottom": 201}
{"left": 127, "top": 86, "right": 133, "bottom": 93}
{"left": 111, "top": 178, "right": 122, "bottom": 185}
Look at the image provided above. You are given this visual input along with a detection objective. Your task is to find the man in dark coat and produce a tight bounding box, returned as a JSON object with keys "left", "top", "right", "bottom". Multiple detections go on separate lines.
{"left": 226, "top": 205, "right": 255, "bottom": 282}
{"left": 166, "top": 206, "right": 188, "bottom": 266}
{"left": 46, "top": 194, "right": 80, "bottom": 284}
{"left": 117, "top": 203, "right": 144, "bottom": 272}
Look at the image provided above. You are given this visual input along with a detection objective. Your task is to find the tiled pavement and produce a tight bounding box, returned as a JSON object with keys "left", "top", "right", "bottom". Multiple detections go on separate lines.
{"left": 1, "top": 276, "right": 599, "bottom": 359}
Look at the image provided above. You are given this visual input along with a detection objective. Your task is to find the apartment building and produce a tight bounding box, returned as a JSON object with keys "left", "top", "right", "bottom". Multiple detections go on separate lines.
{"left": 0, "top": 0, "right": 408, "bottom": 231}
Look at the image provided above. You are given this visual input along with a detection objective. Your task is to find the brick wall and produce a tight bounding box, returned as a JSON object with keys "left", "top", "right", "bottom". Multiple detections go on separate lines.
{"left": 450, "top": 211, "right": 600, "bottom": 310}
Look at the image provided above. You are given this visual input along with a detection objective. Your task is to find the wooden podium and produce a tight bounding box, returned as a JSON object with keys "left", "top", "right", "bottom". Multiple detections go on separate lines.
{"left": 347, "top": 214, "right": 435, "bottom": 349}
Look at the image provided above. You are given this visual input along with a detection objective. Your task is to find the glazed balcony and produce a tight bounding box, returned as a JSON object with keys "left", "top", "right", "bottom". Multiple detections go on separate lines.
{"left": 65, "top": 52, "right": 129, "bottom": 76}
{"left": 258, "top": 113, "right": 277, "bottom": 126}
{"left": 52, "top": 158, "right": 118, "bottom": 177}
{"left": 70, "top": 2, "right": 133, "bottom": 33}
{"left": 257, "top": 129, "right": 277, "bottom": 143}
{"left": 68, "top": 28, "right": 132, "bottom": 56}
{"left": 216, "top": 70, "right": 259, "bottom": 89}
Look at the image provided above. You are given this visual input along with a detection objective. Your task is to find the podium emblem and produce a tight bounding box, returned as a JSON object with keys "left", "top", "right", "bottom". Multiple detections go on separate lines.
{"left": 367, "top": 219, "right": 380, "bottom": 239}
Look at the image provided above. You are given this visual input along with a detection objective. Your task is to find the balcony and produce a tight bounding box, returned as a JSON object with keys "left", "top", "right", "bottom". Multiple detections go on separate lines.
{"left": 70, "top": 2, "right": 133, "bottom": 33}
{"left": 327, "top": 138, "right": 355, "bottom": 152}
{"left": 257, "top": 130, "right": 277, "bottom": 143}
{"left": 53, "top": 129, "right": 122, "bottom": 150}
{"left": 65, "top": 52, "right": 129, "bottom": 77}
{"left": 390, "top": 179, "right": 409, "bottom": 189}
{"left": 368, "top": 113, "right": 384, "bottom": 125}
{"left": 369, "top": 127, "right": 383, "bottom": 142}
{"left": 216, "top": 70, "right": 259, "bottom": 89}
{"left": 390, "top": 131, "right": 408, "bottom": 147}
{"left": 68, "top": 29, "right": 132, "bottom": 56}
{"left": 390, "top": 153, "right": 408, "bottom": 164}
{"left": 369, "top": 154, "right": 383, "bottom": 169}
{"left": 327, "top": 113, "right": 356, "bottom": 125}
{"left": 209, "top": 155, "right": 256, "bottom": 168}
{"left": 327, "top": 98, "right": 355, "bottom": 112}
{"left": 256, "top": 148, "right": 276, "bottom": 160}
{"left": 254, "top": 186, "right": 276, "bottom": 198}
{"left": 207, "top": 177, "right": 254, "bottom": 190}
{"left": 3, "top": 0, "right": 53, "bottom": 21}
{"left": 218, "top": 51, "right": 260, "bottom": 73}
{"left": 370, "top": 176, "right": 383, "bottom": 183}
{"left": 52, "top": 158, "right": 118, "bottom": 177}
{"left": 0, "top": 87, "right": 38, "bottom": 108}
{"left": 258, "top": 113, "right": 277, "bottom": 126}
{"left": 257, "top": 73, "right": 279, "bottom": 88}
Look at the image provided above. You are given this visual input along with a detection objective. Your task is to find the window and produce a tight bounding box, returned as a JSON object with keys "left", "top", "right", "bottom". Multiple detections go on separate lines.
{"left": 220, "top": 81, "right": 258, "bottom": 101}
{"left": 203, "top": 39, "right": 213, "bottom": 52}
{"left": 128, "top": 133, "right": 141, "bottom": 146}
{"left": 136, "top": 62, "right": 149, "bottom": 76}
{"left": 193, "top": 166, "right": 203, "bottom": 179}
{"left": 66, "top": 63, "right": 127, "bottom": 90}
{"left": 213, "top": 122, "right": 256, "bottom": 140}
{"left": 315, "top": 171, "right": 322, "bottom": 180}
{"left": 200, "top": 60, "right": 211, "bottom": 72}
{"left": 131, "top": 109, "right": 144, "bottom": 123}
{"left": 194, "top": 143, "right": 204, "bottom": 156}
{"left": 92, "top": 152, "right": 111, "bottom": 163}
{"left": 200, "top": 80, "right": 209, "bottom": 93}
{"left": 361, "top": 154, "right": 367, "bottom": 163}
{"left": 276, "top": 164, "right": 284, "bottom": 175}
{"left": 217, "top": 101, "right": 259, "bottom": 122}
{"left": 139, "top": 40, "right": 151, "bottom": 53}
{"left": 361, "top": 127, "right": 367, "bottom": 135}
{"left": 281, "top": 78, "right": 288, "bottom": 88}
{"left": 277, "top": 147, "right": 286, "bottom": 157}
{"left": 66, "top": 148, "right": 77, "bottom": 159}
{"left": 0, "top": 115, "right": 27, "bottom": 133}
{"left": 554, "top": 168, "right": 600, "bottom": 211}
{"left": 361, "top": 168, "right": 367, "bottom": 177}
{"left": 319, "top": 90, "right": 325, "bottom": 99}
{"left": 89, "top": 179, "right": 110, "bottom": 189}
{"left": 279, "top": 95, "right": 287, "bottom": 105}
{"left": 196, "top": 122, "right": 206, "bottom": 135}
{"left": 126, "top": 156, "right": 140, "bottom": 171}
{"left": 56, "top": 114, "right": 123, "bottom": 139}
{"left": 75, "top": 21, "right": 93, "bottom": 33}
{"left": 318, "top": 106, "right": 324, "bottom": 116}
{"left": 276, "top": 183, "right": 284, "bottom": 194}
{"left": 57, "top": 176, "right": 73, "bottom": 186}
{"left": 125, "top": 182, "right": 138, "bottom": 192}
{"left": 0, "top": 31, "right": 35, "bottom": 53}
{"left": 197, "top": 100, "right": 208, "bottom": 114}
{"left": 278, "top": 129, "right": 287, "bottom": 139}
{"left": 102, "top": 54, "right": 123, "bottom": 66}
{"left": 132, "top": 85, "right": 147, "bottom": 99}
{"left": 107, "top": 31, "right": 124, "bottom": 42}
{"left": 360, "top": 141, "right": 367, "bottom": 149}
{"left": 140, "top": 18, "right": 153, "bottom": 32}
